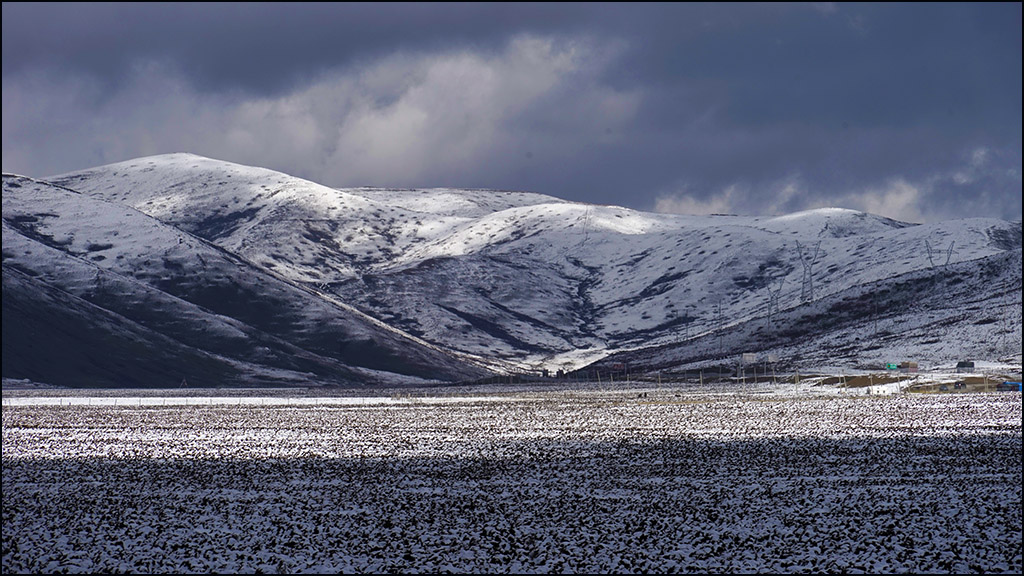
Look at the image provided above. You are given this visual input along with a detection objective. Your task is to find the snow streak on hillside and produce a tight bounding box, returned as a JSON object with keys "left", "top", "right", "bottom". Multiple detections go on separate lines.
{"left": 3, "top": 153, "right": 1021, "bottom": 386}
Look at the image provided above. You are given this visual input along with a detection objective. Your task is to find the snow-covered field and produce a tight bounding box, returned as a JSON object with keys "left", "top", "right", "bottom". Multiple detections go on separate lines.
{"left": 3, "top": 387, "right": 1021, "bottom": 573}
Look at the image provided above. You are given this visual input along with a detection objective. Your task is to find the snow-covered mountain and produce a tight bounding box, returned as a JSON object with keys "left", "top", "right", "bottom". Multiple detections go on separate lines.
{"left": 3, "top": 153, "right": 1020, "bottom": 386}
{"left": 2, "top": 167, "right": 492, "bottom": 387}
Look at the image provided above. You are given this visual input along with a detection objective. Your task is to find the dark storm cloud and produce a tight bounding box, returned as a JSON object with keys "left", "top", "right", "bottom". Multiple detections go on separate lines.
{"left": 589, "top": 3, "right": 1022, "bottom": 214}
{"left": 3, "top": 2, "right": 1021, "bottom": 222}
{"left": 2, "top": 3, "right": 589, "bottom": 95}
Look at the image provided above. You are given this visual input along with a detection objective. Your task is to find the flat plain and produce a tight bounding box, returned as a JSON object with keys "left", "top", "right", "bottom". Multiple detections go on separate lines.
{"left": 3, "top": 385, "right": 1021, "bottom": 573}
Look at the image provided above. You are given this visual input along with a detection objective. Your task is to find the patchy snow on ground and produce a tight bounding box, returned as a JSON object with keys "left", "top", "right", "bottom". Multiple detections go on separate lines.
{"left": 3, "top": 387, "right": 1020, "bottom": 574}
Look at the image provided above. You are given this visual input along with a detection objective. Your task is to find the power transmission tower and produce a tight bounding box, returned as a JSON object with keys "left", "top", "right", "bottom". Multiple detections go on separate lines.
{"left": 796, "top": 241, "right": 820, "bottom": 303}
{"left": 579, "top": 206, "right": 592, "bottom": 249}
{"left": 925, "top": 238, "right": 956, "bottom": 269}
{"left": 715, "top": 298, "right": 724, "bottom": 357}
{"left": 765, "top": 276, "right": 785, "bottom": 330}
{"left": 682, "top": 304, "right": 695, "bottom": 340}
{"left": 1001, "top": 281, "right": 1022, "bottom": 355}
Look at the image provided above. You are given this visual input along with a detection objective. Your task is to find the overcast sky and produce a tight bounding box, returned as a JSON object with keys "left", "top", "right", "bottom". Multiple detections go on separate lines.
{"left": 3, "top": 3, "right": 1021, "bottom": 223}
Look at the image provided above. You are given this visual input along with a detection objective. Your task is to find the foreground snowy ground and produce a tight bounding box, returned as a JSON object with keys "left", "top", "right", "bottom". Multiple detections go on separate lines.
{"left": 3, "top": 387, "right": 1021, "bottom": 574}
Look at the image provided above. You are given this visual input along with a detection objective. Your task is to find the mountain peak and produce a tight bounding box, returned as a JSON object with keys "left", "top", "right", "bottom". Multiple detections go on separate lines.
{"left": 5, "top": 155, "right": 1020, "bottom": 385}
{"left": 759, "top": 206, "right": 914, "bottom": 238}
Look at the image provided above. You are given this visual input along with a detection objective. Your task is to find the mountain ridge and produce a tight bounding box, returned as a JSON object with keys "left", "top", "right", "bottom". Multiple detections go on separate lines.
{"left": 4, "top": 153, "right": 1020, "bottom": 386}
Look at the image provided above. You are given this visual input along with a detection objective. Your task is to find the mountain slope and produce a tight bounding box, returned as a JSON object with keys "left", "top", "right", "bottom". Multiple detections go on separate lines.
{"left": 4, "top": 153, "right": 1019, "bottom": 385}
{"left": 2, "top": 172, "right": 492, "bottom": 387}
{"left": 3, "top": 265, "right": 251, "bottom": 388}
{"left": 588, "top": 248, "right": 1022, "bottom": 376}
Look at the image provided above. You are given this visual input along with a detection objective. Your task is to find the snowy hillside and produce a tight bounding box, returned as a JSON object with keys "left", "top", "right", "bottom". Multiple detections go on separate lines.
{"left": 4, "top": 153, "right": 1020, "bottom": 386}
{"left": 2, "top": 171, "right": 491, "bottom": 387}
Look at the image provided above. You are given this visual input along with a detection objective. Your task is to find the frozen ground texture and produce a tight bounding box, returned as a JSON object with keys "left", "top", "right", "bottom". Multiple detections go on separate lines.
{"left": 3, "top": 387, "right": 1021, "bottom": 574}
